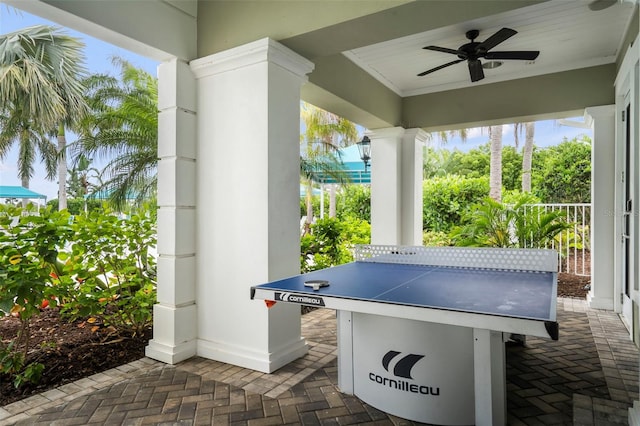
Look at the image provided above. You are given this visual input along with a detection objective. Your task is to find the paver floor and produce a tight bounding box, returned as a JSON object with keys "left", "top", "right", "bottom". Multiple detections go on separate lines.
{"left": 0, "top": 299, "right": 637, "bottom": 425}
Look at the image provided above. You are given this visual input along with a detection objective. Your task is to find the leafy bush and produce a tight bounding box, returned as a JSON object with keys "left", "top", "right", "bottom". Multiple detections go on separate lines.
{"left": 532, "top": 137, "right": 591, "bottom": 203}
{"left": 422, "top": 175, "right": 489, "bottom": 232}
{"left": 0, "top": 205, "right": 73, "bottom": 387}
{"left": 451, "top": 195, "right": 571, "bottom": 248}
{"left": 0, "top": 205, "right": 156, "bottom": 387}
{"left": 57, "top": 210, "right": 157, "bottom": 337}
{"left": 337, "top": 185, "right": 371, "bottom": 223}
{"left": 47, "top": 198, "right": 104, "bottom": 215}
{"left": 301, "top": 216, "right": 370, "bottom": 272}
{"left": 423, "top": 231, "right": 452, "bottom": 247}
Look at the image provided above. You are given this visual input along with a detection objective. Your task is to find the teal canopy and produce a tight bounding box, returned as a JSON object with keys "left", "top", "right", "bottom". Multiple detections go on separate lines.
{"left": 0, "top": 186, "right": 47, "bottom": 200}
{"left": 308, "top": 145, "right": 370, "bottom": 185}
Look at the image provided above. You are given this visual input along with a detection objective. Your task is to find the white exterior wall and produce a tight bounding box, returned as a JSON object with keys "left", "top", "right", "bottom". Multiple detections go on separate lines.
{"left": 189, "top": 38, "right": 314, "bottom": 373}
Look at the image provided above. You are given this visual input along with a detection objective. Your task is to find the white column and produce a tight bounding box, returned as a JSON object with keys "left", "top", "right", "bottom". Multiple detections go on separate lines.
{"left": 146, "top": 58, "right": 198, "bottom": 364}
{"left": 190, "top": 38, "right": 314, "bottom": 373}
{"left": 370, "top": 127, "right": 425, "bottom": 245}
{"left": 401, "top": 129, "right": 428, "bottom": 245}
{"left": 586, "top": 105, "right": 616, "bottom": 310}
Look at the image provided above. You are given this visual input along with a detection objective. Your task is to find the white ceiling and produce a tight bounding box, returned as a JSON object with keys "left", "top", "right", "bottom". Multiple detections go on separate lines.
{"left": 343, "top": 0, "right": 635, "bottom": 97}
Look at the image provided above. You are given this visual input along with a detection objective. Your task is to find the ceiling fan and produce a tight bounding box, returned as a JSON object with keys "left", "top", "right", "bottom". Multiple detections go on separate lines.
{"left": 417, "top": 28, "right": 540, "bottom": 82}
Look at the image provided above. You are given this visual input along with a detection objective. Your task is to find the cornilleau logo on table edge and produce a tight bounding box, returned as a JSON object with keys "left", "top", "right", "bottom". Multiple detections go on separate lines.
{"left": 369, "top": 350, "right": 440, "bottom": 396}
{"left": 275, "top": 292, "right": 325, "bottom": 306}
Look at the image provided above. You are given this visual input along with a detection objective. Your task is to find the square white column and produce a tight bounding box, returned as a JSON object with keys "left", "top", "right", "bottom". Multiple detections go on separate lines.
{"left": 146, "top": 58, "right": 198, "bottom": 365}
{"left": 370, "top": 127, "right": 426, "bottom": 246}
{"left": 190, "top": 38, "right": 314, "bottom": 373}
{"left": 585, "top": 105, "right": 615, "bottom": 310}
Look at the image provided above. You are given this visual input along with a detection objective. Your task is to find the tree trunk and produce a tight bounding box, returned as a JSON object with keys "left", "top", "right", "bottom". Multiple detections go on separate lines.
{"left": 304, "top": 181, "right": 314, "bottom": 235}
{"left": 20, "top": 176, "right": 29, "bottom": 207}
{"left": 489, "top": 125, "right": 503, "bottom": 202}
{"left": 521, "top": 122, "right": 535, "bottom": 193}
{"left": 57, "top": 124, "right": 67, "bottom": 211}
{"left": 329, "top": 185, "right": 337, "bottom": 218}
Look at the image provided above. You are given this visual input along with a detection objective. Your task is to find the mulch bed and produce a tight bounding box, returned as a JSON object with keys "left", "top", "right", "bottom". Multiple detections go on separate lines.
{"left": 0, "top": 273, "right": 590, "bottom": 407}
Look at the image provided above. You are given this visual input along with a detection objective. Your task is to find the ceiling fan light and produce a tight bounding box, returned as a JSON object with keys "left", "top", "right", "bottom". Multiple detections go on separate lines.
{"left": 482, "top": 61, "right": 503, "bottom": 69}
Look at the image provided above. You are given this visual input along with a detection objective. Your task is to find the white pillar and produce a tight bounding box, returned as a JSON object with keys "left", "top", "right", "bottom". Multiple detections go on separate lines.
{"left": 401, "top": 129, "right": 428, "bottom": 245}
{"left": 190, "top": 38, "right": 314, "bottom": 373}
{"left": 586, "top": 105, "right": 616, "bottom": 310}
{"left": 146, "top": 58, "right": 198, "bottom": 364}
{"left": 370, "top": 127, "right": 426, "bottom": 245}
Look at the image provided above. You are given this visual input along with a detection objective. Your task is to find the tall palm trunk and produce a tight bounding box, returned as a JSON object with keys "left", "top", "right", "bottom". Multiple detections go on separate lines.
{"left": 329, "top": 185, "right": 337, "bottom": 218}
{"left": 521, "top": 122, "right": 535, "bottom": 193}
{"left": 489, "top": 125, "right": 503, "bottom": 202}
{"left": 57, "top": 123, "right": 68, "bottom": 210}
{"left": 20, "top": 176, "right": 30, "bottom": 207}
{"left": 304, "top": 181, "right": 314, "bottom": 234}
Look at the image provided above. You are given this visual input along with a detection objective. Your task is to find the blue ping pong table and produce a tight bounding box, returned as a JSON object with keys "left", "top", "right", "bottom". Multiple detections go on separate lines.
{"left": 251, "top": 245, "right": 559, "bottom": 426}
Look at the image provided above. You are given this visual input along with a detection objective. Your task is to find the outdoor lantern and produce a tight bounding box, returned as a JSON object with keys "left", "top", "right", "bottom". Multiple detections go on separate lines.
{"left": 356, "top": 136, "right": 371, "bottom": 172}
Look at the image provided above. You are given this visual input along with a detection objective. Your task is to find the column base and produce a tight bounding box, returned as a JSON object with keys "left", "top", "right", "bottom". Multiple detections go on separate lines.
{"left": 629, "top": 401, "right": 640, "bottom": 426}
{"left": 146, "top": 339, "right": 197, "bottom": 364}
{"left": 587, "top": 291, "right": 614, "bottom": 310}
{"left": 197, "top": 337, "right": 308, "bottom": 373}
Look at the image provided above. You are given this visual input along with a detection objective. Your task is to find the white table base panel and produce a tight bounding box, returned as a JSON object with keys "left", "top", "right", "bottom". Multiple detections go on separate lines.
{"left": 338, "top": 311, "right": 508, "bottom": 426}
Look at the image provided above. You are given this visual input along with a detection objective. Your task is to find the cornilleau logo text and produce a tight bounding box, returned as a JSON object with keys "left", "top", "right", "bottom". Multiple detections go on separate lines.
{"left": 369, "top": 350, "right": 440, "bottom": 396}
{"left": 275, "top": 292, "right": 325, "bottom": 306}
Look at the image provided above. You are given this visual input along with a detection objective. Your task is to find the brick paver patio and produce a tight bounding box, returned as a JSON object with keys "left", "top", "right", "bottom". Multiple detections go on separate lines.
{"left": 0, "top": 298, "right": 637, "bottom": 425}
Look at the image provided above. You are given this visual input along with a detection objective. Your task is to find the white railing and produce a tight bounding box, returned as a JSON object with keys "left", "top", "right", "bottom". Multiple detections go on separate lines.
{"left": 520, "top": 203, "right": 591, "bottom": 276}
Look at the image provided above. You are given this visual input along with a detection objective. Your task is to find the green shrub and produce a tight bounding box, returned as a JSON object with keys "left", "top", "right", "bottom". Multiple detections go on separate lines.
{"left": 57, "top": 210, "right": 157, "bottom": 337}
{"left": 422, "top": 175, "right": 489, "bottom": 232}
{"left": 451, "top": 194, "right": 571, "bottom": 248}
{"left": 337, "top": 185, "right": 371, "bottom": 223}
{"left": 300, "top": 216, "right": 370, "bottom": 272}
{"left": 423, "top": 231, "right": 452, "bottom": 247}
{"left": 0, "top": 205, "right": 157, "bottom": 387}
{"left": 0, "top": 205, "right": 73, "bottom": 387}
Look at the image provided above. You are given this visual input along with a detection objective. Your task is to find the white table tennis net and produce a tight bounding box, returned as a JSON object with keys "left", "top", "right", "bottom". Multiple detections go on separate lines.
{"left": 353, "top": 245, "right": 558, "bottom": 272}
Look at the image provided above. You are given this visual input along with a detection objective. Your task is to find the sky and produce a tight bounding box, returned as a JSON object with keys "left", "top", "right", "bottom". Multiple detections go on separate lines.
{"left": 0, "top": 6, "right": 592, "bottom": 200}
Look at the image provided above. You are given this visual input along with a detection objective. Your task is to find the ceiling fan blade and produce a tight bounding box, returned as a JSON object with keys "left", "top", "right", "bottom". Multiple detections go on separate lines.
{"left": 588, "top": 0, "right": 617, "bottom": 11}
{"left": 485, "top": 51, "right": 540, "bottom": 60}
{"left": 423, "top": 45, "right": 461, "bottom": 56}
{"left": 417, "top": 59, "right": 465, "bottom": 77}
{"left": 468, "top": 59, "right": 484, "bottom": 82}
{"left": 478, "top": 27, "right": 517, "bottom": 51}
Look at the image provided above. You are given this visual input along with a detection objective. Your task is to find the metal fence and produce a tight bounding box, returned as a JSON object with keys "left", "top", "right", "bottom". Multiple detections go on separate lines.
{"left": 520, "top": 203, "right": 591, "bottom": 276}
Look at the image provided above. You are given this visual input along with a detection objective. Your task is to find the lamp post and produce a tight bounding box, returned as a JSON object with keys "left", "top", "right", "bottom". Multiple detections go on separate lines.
{"left": 356, "top": 136, "right": 371, "bottom": 172}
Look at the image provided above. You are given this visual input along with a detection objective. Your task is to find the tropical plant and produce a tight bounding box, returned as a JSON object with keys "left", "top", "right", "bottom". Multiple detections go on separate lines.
{"left": 300, "top": 102, "right": 358, "bottom": 231}
{"left": 0, "top": 204, "right": 73, "bottom": 387}
{"left": 451, "top": 194, "right": 571, "bottom": 248}
{"left": 74, "top": 57, "right": 157, "bottom": 209}
{"left": 0, "top": 25, "right": 89, "bottom": 208}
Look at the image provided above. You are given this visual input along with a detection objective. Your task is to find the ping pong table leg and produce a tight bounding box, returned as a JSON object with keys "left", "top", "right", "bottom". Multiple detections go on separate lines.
{"left": 337, "top": 310, "right": 354, "bottom": 394}
{"left": 473, "top": 328, "right": 506, "bottom": 426}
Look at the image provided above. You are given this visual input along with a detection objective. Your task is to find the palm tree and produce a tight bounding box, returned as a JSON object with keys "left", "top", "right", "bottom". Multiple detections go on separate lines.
{"left": 300, "top": 102, "right": 357, "bottom": 231}
{"left": 0, "top": 25, "right": 88, "bottom": 205}
{"left": 521, "top": 122, "right": 535, "bottom": 192}
{"left": 75, "top": 57, "right": 158, "bottom": 209}
{"left": 488, "top": 125, "right": 503, "bottom": 202}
